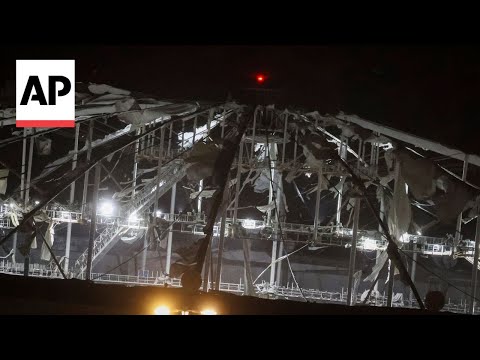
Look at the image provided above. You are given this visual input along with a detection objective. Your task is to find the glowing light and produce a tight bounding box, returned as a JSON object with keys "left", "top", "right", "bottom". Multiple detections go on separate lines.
{"left": 99, "top": 201, "right": 114, "bottom": 216}
{"left": 243, "top": 219, "right": 256, "bottom": 229}
{"left": 128, "top": 212, "right": 138, "bottom": 221}
{"left": 256, "top": 74, "right": 265, "bottom": 84}
{"left": 154, "top": 306, "right": 170, "bottom": 315}
{"left": 417, "top": 230, "right": 422, "bottom": 236}
{"left": 400, "top": 232, "right": 410, "bottom": 243}
{"left": 34, "top": 200, "right": 40, "bottom": 205}
{"left": 200, "top": 309, "right": 217, "bottom": 315}
{"left": 362, "top": 237, "right": 377, "bottom": 251}
{"left": 9, "top": 203, "right": 14, "bottom": 207}
{"left": 305, "top": 172, "right": 312, "bottom": 178}
{"left": 156, "top": 210, "right": 162, "bottom": 217}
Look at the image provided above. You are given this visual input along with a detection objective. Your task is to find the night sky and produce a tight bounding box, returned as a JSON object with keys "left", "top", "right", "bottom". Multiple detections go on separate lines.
{"left": 2, "top": 45, "right": 480, "bottom": 154}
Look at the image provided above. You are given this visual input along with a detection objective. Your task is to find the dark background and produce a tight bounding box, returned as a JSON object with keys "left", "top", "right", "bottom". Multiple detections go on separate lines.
{"left": 1, "top": 45, "right": 479, "bottom": 155}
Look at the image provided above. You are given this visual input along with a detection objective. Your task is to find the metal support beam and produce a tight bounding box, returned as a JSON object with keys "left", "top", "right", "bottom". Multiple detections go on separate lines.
{"left": 81, "top": 120, "right": 94, "bottom": 217}
{"left": 276, "top": 241, "right": 284, "bottom": 286}
{"left": 336, "top": 136, "right": 347, "bottom": 225}
{"left": 268, "top": 142, "right": 278, "bottom": 287}
{"left": 347, "top": 197, "right": 360, "bottom": 306}
{"left": 267, "top": 143, "right": 277, "bottom": 225}
{"left": 167, "top": 123, "right": 173, "bottom": 157}
{"left": 131, "top": 128, "right": 141, "bottom": 198}
{"left": 202, "top": 242, "right": 211, "bottom": 292}
{"left": 250, "top": 107, "right": 259, "bottom": 162}
{"left": 387, "top": 260, "right": 395, "bottom": 307}
{"left": 409, "top": 251, "right": 418, "bottom": 307}
{"left": 141, "top": 233, "right": 148, "bottom": 274}
{"left": 293, "top": 126, "right": 298, "bottom": 165}
{"left": 24, "top": 130, "right": 35, "bottom": 206}
{"left": 153, "top": 127, "right": 165, "bottom": 214}
{"left": 85, "top": 163, "right": 101, "bottom": 280}
{"left": 65, "top": 123, "right": 80, "bottom": 274}
{"left": 198, "top": 180, "right": 203, "bottom": 214}
{"left": 313, "top": 164, "right": 323, "bottom": 241}
{"left": 20, "top": 129, "right": 27, "bottom": 200}
{"left": 165, "top": 183, "right": 176, "bottom": 276}
{"left": 181, "top": 120, "right": 185, "bottom": 151}
{"left": 12, "top": 233, "right": 17, "bottom": 264}
{"left": 233, "top": 140, "right": 244, "bottom": 222}
{"left": 281, "top": 113, "right": 288, "bottom": 164}
{"left": 215, "top": 206, "right": 228, "bottom": 291}
{"left": 221, "top": 108, "right": 226, "bottom": 139}
{"left": 269, "top": 235, "right": 278, "bottom": 287}
{"left": 23, "top": 254, "right": 30, "bottom": 277}
{"left": 455, "top": 155, "right": 469, "bottom": 247}
{"left": 469, "top": 215, "right": 480, "bottom": 314}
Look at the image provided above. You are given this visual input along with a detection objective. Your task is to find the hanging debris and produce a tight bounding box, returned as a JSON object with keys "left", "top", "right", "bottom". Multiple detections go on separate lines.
{"left": 434, "top": 174, "right": 476, "bottom": 223}
{"left": 0, "top": 169, "right": 8, "bottom": 195}
{"left": 395, "top": 150, "right": 437, "bottom": 200}
{"left": 184, "top": 142, "right": 222, "bottom": 182}
{"left": 40, "top": 222, "right": 55, "bottom": 261}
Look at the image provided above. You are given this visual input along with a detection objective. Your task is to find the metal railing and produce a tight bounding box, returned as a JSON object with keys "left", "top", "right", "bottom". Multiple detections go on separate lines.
{"left": 1, "top": 260, "right": 477, "bottom": 314}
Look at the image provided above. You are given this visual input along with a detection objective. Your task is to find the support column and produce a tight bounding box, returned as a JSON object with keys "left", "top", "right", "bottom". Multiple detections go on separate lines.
{"left": 281, "top": 113, "right": 288, "bottom": 164}
{"left": 20, "top": 128, "right": 27, "bottom": 200}
{"left": 293, "top": 126, "right": 298, "bottom": 166}
{"left": 65, "top": 123, "right": 80, "bottom": 274}
{"left": 81, "top": 120, "right": 94, "bottom": 217}
{"left": 198, "top": 180, "right": 203, "bottom": 214}
{"left": 268, "top": 143, "right": 279, "bottom": 286}
{"left": 409, "top": 251, "right": 418, "bottom": 307}
{"left": 165, "top": 183, "right": 176, "bottom": 276}
{"left": 313, "top": 164, "right": 323, "bottom": 241}
{"left": 250, "top": 107, "right": 259, "bottom": 162}
{"left": 386, "top": 159, "right": 402, "bottom": 306}
{"left": 202, "top": 242, "right": 211, "bottom": 292}
{"left": 23, "top": 253, "right": 30, "bottom": 277}
{"left": 347, "top": 197, "right": 361, "bottom": 306}
{"left": 86, "top": 163, "right": 101, "bottom": 280}
{"left": 276, "top": 241, "right": 284, "bottom": 286}
{"left": 167, "top": 123, "right": 173, "bottom": 157}
{"left": 468, "top": 215, "right": 480, "bottom": 314}
{"left": 131, "top": 128, "right": 141, "bottom": 198}
{"left": 24, "top": 130, "right": 35, "bottom": 206}
{"left": 274, "top": 170, "right": 284, "bottom": 286}
{"left": 153, "top": 127, "right": 165, "bottom": 214}
{"left": 181, "top": 120, "right": 185, "bottom": 151}
{"left": 387, "top": 260, "right": 395, "bottom": 307}
{"left": 336, "top": 136, "right": 347, "bottom": 225}
{"left": 375, "top": 160, "right": 386, "bottom": 295}
{"left": 12, "top": 233, "right": 17, "bottom": 264}
{"left": 215, "top": 205, "right": 228, "bottom": 291}
{"left": 455, "top": 155, "right": 469, "bottom": 250}
{"left": 141, "top": 233, "right": 148, "bottom": 274}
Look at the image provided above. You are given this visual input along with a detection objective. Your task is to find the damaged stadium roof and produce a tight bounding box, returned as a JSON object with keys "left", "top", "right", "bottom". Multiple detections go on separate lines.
{"left": 1, "top": 45, "right": 480, "bottom": 314}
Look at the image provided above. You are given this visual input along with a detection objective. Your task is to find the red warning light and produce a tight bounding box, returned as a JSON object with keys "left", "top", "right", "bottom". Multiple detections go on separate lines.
{"left": 256, "top": 74, "right": 265, "bottom": 84}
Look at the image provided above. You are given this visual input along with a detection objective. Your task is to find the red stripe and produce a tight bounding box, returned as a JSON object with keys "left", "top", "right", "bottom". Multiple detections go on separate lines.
{"left": 16, "top": 120, "right": 75, "bottom": 128}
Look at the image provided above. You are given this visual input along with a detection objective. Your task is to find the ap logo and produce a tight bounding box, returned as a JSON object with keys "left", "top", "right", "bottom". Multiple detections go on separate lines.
{"left": 16, "top": 60, "right": 75, "bottom": 128}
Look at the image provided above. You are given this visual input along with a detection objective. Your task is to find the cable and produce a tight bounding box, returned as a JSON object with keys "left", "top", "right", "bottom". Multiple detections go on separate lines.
{"left": 253, "top": 244, "right": 309, "bottom": 285}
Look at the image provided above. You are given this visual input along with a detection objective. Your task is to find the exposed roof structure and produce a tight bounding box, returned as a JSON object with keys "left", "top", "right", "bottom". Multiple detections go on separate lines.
{"left": 0, "top": 82, "right": 479, "bottom": 313}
